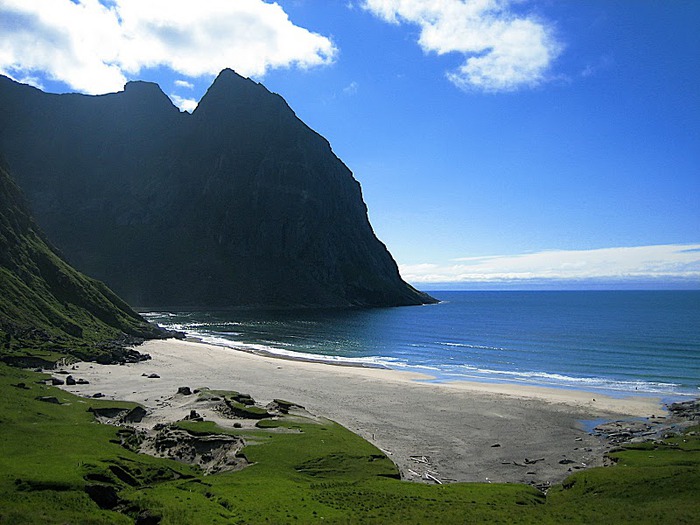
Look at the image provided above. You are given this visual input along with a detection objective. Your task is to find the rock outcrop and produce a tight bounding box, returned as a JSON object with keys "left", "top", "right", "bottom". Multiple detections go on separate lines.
{"left": 0, "top": 71, "right": 435, "bottom": 308}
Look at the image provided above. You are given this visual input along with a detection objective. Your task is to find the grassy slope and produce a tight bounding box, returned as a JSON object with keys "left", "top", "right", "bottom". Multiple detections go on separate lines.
{"left": 546, "top": 438, "right": 700, "bottom": 524}
{"left": 1, "top": 363, "right": 698, "bottom": 525}
{"left": 0, "top": 160, "right": 164, "bottom": 365}
{"left": 0, "top": 365, "right": 198, "bottom": 524}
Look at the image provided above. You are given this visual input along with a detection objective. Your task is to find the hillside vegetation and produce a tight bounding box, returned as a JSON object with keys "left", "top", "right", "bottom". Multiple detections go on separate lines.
{"left": 0, "top": 159, "right": 167, "bottom": 366}
{"left": 0, "top": 363, "right": 698, "bottom": 524}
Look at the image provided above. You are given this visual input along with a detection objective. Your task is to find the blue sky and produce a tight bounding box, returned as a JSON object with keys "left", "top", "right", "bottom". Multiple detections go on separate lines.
{"left": 1, "top": 0, "right": 698, "bottom": 289}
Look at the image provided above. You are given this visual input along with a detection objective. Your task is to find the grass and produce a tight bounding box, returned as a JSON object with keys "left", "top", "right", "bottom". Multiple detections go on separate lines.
{"left": 544, "top": 429, "right": 700, "bottom": 524}
{"left": 0, "top": 364, "right": 202, "bottom": 524}
{"left": 0, "top": 362, "right": 698, "bottom": 524}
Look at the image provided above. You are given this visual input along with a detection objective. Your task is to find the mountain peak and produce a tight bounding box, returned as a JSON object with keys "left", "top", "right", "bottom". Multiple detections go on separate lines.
{"left": 194, "top": 69, "right": 273, "bottom": 115}
{"left": 122, "top": 79, "right": 176, "bottom": 110}
{"left": 124, "top": 79, "right": 164, "bottom": 94}
{"left": 217, "top": 68, "right": 248, "bottom": 81}
{"left": 210, "top": 69, "right": 261, "bottom": 94}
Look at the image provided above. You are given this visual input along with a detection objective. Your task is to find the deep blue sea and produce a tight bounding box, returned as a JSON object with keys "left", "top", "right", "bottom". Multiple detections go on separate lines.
{"left": 142, "top": 291, "right": 700, "bottom": 399}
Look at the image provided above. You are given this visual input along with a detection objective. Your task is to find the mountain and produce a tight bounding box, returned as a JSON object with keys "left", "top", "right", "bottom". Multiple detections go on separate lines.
{"left": 0, "top": 70, "right": 435, "bottom": 308}
{"left": 0, "top": 158, "right": 170, "bottom": 364}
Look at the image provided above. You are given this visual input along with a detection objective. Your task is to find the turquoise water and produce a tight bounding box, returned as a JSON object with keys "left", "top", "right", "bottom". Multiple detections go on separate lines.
{"left": 143, "top": 291, "right": 700, "bottom": 398}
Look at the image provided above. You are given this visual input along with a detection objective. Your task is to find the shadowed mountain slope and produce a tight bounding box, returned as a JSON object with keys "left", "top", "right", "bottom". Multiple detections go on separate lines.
{"left": 0, "top": 158, "right": 168, "bottom": 363}
{"left": 0, "top": 70, "right": 434, "bottom": 308}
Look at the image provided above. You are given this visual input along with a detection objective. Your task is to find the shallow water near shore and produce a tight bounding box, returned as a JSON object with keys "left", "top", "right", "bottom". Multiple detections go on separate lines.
{"left": 142, "top": 290, "right": 700, "bottom": 399}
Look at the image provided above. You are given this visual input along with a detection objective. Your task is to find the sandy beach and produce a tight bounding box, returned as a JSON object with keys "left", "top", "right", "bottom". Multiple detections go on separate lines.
{"left": 59, "top": 338, "right": 664, "bottom": 487}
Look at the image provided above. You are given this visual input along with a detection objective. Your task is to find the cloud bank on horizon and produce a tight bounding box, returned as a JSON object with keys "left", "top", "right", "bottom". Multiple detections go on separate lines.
{"left": 400, "top": 244, "right": 700, "bottom": 289}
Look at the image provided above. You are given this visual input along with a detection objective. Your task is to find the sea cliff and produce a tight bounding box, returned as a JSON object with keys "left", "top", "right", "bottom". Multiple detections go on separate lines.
{"left": 0, "top": 71, "right": 435, "bottom": 309}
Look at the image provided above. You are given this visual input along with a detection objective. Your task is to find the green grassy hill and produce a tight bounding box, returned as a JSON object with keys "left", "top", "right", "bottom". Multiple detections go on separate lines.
{"left": 0, "top": 157, "right": 167, "bottom": 366}
{"left": 1, "top": 365, "right": 698, "bottom": 524}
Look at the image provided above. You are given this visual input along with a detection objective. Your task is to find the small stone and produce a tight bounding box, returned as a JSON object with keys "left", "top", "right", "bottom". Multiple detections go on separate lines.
{"left": 147, "top": 373, "right": 160, "bottom": 379}
{"left": 177, "top": 386, "right": 192, "bottom": 396}
{"left": 184, "top": 409, "right": 203, "bottom": 421}
{"left": 66, "top": 375, "right": 76, "bottom": 386}
{"left": 491, "top": 443, "right": 501, "bottom": 448}
{"left": 36, "top": 396, "right": 60, "bottom": 404}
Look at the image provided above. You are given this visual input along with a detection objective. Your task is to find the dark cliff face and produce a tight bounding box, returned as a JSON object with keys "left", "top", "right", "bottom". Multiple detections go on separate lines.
{"left": 0, "top": 70, "right": 435, "bottom": 308}
{"left": 0, "top": 158, "right": 165, "bottom": 360}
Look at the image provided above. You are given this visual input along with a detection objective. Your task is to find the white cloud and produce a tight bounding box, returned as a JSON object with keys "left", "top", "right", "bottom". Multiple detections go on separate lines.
{"left": 400, "top": 244, "right": 700, "bottom": 285}
{"left": 362, "top": 0, "right": 561, "bottom": 91}
{"left": 174, "top": 79, "right": 194, "bottom": 90}
{"left": 170, "top": 93, "right": 198, "bottom": 113}
{"left": 0, "top": 0, "right": 336, "bottom": 95}
{"left": 580, "top": 53, "right": 614, "bottom": 79}
{"left": 0, "top": 0, "right": 127, "bottom": 94}
{"left": 343, "top": 80, "right": 359, "bottom": 95}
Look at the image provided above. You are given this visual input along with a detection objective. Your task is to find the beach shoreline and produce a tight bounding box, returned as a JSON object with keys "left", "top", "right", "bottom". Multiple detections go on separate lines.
{"left": 59, "top": 338, "right": 665, "bottom": 486}
{"left": 178, "top": 337, "right": 665, "bottom": 418}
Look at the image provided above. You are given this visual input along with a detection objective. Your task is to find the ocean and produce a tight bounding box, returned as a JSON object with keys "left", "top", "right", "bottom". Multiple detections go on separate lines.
{"left": 142, "top": 291, "right": 700, "bottom": 399}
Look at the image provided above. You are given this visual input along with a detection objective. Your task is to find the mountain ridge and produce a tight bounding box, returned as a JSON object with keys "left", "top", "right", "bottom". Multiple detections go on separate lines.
{"left": 0, "top": 71, "right": 435, "bottom": 309}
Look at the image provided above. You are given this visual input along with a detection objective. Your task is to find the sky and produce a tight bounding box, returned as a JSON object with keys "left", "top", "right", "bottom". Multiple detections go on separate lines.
{"left": 0, "top": 0, "right": 698, "bottom": 289}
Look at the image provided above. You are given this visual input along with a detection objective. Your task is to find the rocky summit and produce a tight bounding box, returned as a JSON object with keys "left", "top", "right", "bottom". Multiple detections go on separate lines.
{"left": 0, "top": 70, "right": 435, "bottom": 308}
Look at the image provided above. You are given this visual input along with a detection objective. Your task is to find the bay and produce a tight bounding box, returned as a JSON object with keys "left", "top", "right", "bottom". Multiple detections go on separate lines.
{"left": 142, "top": 291, "right": 700, "bottom": 398}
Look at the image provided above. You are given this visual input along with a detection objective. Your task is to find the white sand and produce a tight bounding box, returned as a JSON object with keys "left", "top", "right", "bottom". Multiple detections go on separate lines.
{"left": 60, "top": 339, "right": 663, "bottom": 486}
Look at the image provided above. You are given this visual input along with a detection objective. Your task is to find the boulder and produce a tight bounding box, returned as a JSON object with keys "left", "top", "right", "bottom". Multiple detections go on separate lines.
{"left": 123, "top": 406, "right": 147, "bottom": 423}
